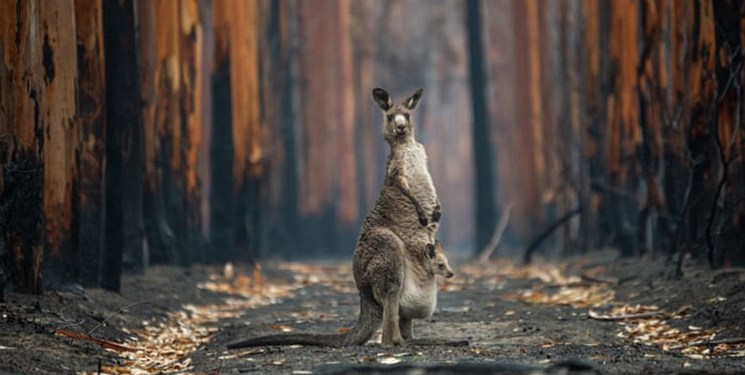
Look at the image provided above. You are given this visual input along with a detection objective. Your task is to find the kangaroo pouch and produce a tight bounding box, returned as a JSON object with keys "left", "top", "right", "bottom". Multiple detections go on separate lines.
{"left": 399, "top": 274, "right": 437, "bottom": 319}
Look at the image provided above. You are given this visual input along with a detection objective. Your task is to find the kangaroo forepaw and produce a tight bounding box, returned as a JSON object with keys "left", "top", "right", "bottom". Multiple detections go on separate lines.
{"left": 431, "top": 206, "right": 441, "bottom": 223}
{"left": 418, "top": 212, "right": 429, "bottom": 226}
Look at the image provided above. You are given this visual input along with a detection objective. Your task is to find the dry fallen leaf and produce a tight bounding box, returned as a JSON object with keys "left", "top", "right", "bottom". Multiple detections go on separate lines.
{"left": 82, "top": 265, "right": 311, "bottom": 374}
{"left": 269, "top": 324, "right": 295, "bottom": 332}
{"left": 379, "top": 357, "right": 402, "bottom": 365}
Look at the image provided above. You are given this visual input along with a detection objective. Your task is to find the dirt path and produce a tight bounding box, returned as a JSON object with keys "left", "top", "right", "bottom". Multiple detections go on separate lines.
{"left": 1, "top": 255, "right": 744, "bottom": 374}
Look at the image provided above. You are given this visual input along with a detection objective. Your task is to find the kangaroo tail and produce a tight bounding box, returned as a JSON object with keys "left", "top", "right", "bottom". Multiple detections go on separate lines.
{"left": 226, "top": 332, "right": 350, "bottom": 348}
{"left": 227, "top": 296, "right": 382, "bottom": 348}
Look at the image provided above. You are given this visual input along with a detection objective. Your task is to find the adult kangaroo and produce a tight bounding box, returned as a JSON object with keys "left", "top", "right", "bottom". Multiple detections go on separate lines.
{"left": 227, "top": 88, "right": 461, "bottom": 348}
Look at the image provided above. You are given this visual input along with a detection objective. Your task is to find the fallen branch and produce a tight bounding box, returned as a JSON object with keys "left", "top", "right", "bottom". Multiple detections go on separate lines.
{"left": 477, "top": 202, "right": 514, "bottom": 263}
{"left": 587, "top": 309, "right": 667, "bottom": 321}
{"left": 688, "top": 337, "right": 745, "bottom": 347}
{"left": 52, "top": 328, "right": 136, "bottom": 352}
{"left": 580, "top": 274, "right": 618, "bottom": 285}
{"left": 523, "top": 207, "right": 582, "bottom": 265}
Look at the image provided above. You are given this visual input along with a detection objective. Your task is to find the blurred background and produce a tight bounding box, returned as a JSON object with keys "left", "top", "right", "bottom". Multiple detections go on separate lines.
{"left": 1, "top": 0, "right": 744, "bottom": 292}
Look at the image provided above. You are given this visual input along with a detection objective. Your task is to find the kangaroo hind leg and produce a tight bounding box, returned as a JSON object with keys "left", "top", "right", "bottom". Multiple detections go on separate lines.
{"left": 381, "top": 293, "right": 404, "bottom": 346}
{"left": 399, "top": 317, "right": 413, "bottom": 340}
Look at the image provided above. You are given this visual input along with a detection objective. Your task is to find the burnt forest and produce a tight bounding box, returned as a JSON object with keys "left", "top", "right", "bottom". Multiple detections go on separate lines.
{"left": 1, "top": 0, "right": 744, "bottom": 374}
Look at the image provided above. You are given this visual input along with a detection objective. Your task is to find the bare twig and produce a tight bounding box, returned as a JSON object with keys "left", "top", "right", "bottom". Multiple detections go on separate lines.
{"left": 523, "top": 207, "right": 582, "bottom": 265}
{"left": 87, "top": 301, "right": 148, "bottom": 336}
{"left": 55, "top": 319, "right": 86, "bottom": 330}
{"left": 52, "top": 328, "right": 136, "bottom": 352}
{"left": 477, "top": 202, "right": 514, "bottom": 263}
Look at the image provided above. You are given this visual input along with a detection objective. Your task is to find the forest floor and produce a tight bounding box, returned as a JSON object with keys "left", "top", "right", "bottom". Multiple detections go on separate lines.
{"left": 1, "top": 251, "right": 744, "bottom": 375}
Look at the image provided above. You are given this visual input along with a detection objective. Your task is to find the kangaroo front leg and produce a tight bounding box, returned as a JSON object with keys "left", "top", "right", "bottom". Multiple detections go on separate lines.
{"left": 399, "top": 317, "right": 413, "bottom": 340}
{"left": 381, "top": 295, "right": 404, "bottom": 346}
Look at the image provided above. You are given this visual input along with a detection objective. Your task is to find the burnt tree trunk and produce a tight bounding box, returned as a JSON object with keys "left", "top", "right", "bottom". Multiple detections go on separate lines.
{"left": 176, "top": 0, "right": 207, "bottom": 263}
{"left": 512, "top": 0, "right": 546, "bottom": 243}
{"left": 74, "top": 0, "right": 107, "bottom": 286}
{"left": 102, "top": 0, "right": 145, "bottom": 291}
{"left": 39, "top": 0, "right": 81, "bottom": 288}
{"left": 466, "top": 0, "right": 498, "bottom": 253}
{"left": 210, "top": 0, "right": 236, "bottom": 263}
{"left": 637, "top": 0, "right": 667, "bottom": 255}
{"left": 683, "top": 0, "right": 717, "bottom": 263}
{"left": 710, "top": 0, "right": 744, "bottom": 267}
{"left": 137, "top": 0, "right": 177, "bottom": 265}
{"left": 0, "top": 1, "right": 46, "bottom": 294}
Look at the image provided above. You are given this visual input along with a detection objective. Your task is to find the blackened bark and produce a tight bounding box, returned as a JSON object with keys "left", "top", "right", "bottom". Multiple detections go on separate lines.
{"left": 210, "top": 59, "right": 235, "bottom": 263}
{"left": 102, "top": 0, "right": 145, "bottom": 291}
{"left": 0, "top": 1, "right": 45, "bottom": 295}
{"left": 465, "top": 0, "right": 498, "bottom": 253}
{"left": 0, "top": 154, "right": 44, "bottom": 294}
{"left": 75, "top": 0, "right": 107, "bottom": 287}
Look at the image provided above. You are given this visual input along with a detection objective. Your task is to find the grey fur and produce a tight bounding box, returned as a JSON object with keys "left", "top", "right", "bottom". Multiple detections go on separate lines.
{"left": 227, "top": 88, "right": 455, "bottom": 349}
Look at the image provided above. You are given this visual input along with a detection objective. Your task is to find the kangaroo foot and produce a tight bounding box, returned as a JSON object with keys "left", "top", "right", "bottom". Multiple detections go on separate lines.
{"left": 382, "top": 334, "right": 405, "bottom": 347}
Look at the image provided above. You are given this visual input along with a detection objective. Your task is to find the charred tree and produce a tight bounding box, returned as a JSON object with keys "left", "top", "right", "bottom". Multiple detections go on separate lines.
{"left": 210, "top": 0, "right": 237, "bottom": 263}
{"left": 38, "top": 0, "right": 81, "bottom": 289}
{"left": 512, "top": 0, "right": 546, "bottom": 243}
{"left": 465, "top": 0, "right": 498, "bottom": 253}
{"left": 102, "top": 0, "right": 145, "bottom": 291}
{"left": 709, "top": 0, "right": 744, "bottom": 267}
{"left": 74, "top": 0, "right": 107, "bottom": 286}
{"left": 173, "top": 0, "right": 207, "bottom": 263}
{"left": 136, "top": 0, "right": 177, "bottom": 265}
{"left": 606, "top": 0, "right": 641, "bottom": 257}
{"left": 210, "top": 0, "right": 264, "bottom": 264}
{"left": 1, "top": 0, "right": 83, "bottom": 293}
{"left": 636, "top": 0, "right": 668, "bottom": 255}
{"left": 0, "top": 0, "right": 46, "bottom": 294}
{"left": 683, "top": 0, "right": 718, "bottom": 263}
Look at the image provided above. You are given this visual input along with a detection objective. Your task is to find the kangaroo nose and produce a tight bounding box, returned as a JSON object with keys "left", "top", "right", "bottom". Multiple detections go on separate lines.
{"left": 397, "top": 124, "right": 406, "bottom": 130}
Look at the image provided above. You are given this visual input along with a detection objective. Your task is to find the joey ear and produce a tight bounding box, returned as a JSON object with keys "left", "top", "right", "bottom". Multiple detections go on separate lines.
{"left": 402, "top": 88, "right": 424, "bottom": 110}
{"left": 372, "top": 88, "right": 392, "bottom": 111}
{"left": 426, "top": 243, "right": 436, "bottom": 260}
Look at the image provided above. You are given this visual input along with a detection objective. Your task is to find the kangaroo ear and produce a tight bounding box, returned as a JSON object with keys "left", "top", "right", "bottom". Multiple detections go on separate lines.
{"left": 372, "top": 88, "right": 392, "bottom": 111}
{"left": 426, "top": 243, "right": 436, "bottom": 260}
{"left": 402, "top": 88, "right": 424, "bottom": 110}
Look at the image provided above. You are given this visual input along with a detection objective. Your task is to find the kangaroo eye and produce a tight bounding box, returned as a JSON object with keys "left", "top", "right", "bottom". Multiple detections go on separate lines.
{"left": 386, "top": 115, "right": 394, "bottom": 122}
{"left": 438, "top": 264, "right": 445, "bottom": 269}
{"left": 403, "top": 113, "right": 410, "bottom": 121}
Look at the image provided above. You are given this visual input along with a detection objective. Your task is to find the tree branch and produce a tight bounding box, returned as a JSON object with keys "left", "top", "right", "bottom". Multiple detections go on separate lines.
{"left": 523, "top": 207, "right": 582, "bottom": 265}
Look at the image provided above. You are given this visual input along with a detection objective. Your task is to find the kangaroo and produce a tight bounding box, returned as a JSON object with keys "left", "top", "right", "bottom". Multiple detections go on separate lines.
{"left": 226, "top": 240, "right": 456, "bottom": 348}
{"left": 227, "top": 88, "right": 463, "bottom": 349}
